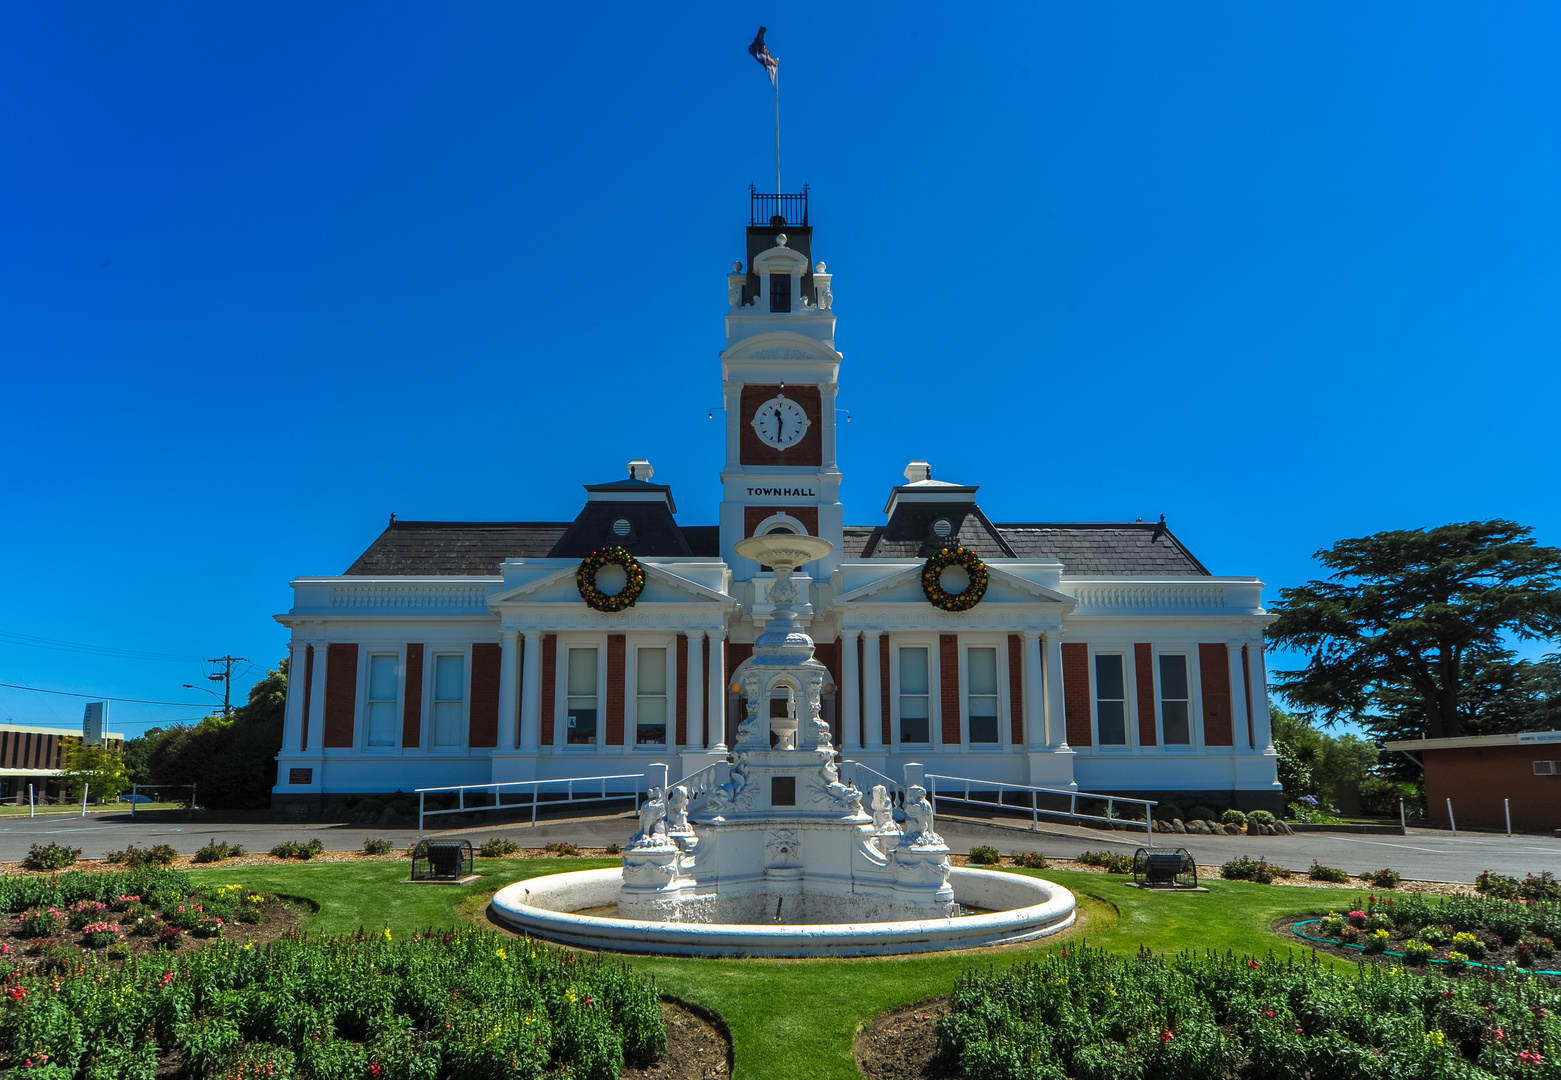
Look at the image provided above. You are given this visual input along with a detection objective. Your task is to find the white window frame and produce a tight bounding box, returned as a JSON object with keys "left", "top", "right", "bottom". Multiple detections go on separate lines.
{"left": 1090, "top": 647, "right": 1133, "bottom": 752}
{"left": 960, "top": 638, "right": 1009, "bottom": 751}
{"left": 628, "top": 635, "right": 677, "bottom": 750}
{"left": 556, "top": 634, "right": 608, "bottom": 752}
{"left": 752, "top": 512, "right": 811, "bottom": 537}
{"left": 889, "top": 636, "right": 939, "bottom": 750}
{"left": 424, "top": 645, "right": 472, "bottom": 753}
{"left": 358, "top": 647, "right": 404, "bottom": 753}
{"left": 1153, "top": 649, "right": 1199, "bottom": 750}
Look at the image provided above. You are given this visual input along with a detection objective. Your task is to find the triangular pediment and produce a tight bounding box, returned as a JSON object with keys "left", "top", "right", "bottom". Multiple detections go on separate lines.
{"left": 488, "top": 561, "right": 735, "bottom": 608}
{"left": 836, "top": 562, "right": 1075, "bottom": 608}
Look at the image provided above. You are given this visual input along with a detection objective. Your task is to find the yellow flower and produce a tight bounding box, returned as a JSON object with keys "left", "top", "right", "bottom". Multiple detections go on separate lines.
{"left": 564, "top": 988, "right": 577, "bottom": 1003}
{"left": 383, "top": 928, "right": 392, "bottom": 942}
{"left": 496, "top": 948, "right": 507, "bottom": 960}
{"left": 1427, "top": 1031, "right": 1445, "bottom": 1045}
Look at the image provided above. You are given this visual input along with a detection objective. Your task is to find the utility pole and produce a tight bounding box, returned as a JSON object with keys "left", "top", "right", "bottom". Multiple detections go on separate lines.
{"left": 204, "top": 655, "right": 247, "bottom": 716}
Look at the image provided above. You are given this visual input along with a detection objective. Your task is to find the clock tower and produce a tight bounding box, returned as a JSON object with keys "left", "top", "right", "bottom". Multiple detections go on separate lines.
{"left": 718, "top": 189, "right": 843, "bottom": 583}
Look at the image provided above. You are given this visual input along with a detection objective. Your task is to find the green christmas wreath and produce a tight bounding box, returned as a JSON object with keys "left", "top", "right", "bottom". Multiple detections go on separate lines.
{"left": 921, "top": 545, "right": 989, "bottom": 612}
{"left": 576, "top": 546, "right": 646, "bottom": 612}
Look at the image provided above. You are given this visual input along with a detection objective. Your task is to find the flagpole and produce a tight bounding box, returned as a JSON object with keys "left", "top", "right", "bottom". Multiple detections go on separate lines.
{"left": 774, "top": 66, "right": 781, "bottom": 196}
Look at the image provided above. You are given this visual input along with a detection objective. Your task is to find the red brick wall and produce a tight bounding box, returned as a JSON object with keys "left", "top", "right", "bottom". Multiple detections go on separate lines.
{"left": 605, "top": 635, "right": 626, "bottom": 745}
{"left": 1134, "top": 644, "right": 1157, "bottom": 747}
{"left": 738, "top": 384, "right": 823, "bottom": 467}
{"left": 1007, "top": 635, "right": 1025, "bottom": 745}
{"left": 879, "top": 634, "right": 892, "bottom": 744}
{"left": 469, "top": 643, "right": 500, "bottom": 748}
{"left": 940, "top": 635, "right": 961, "bottom": 744}
{"left": 1424, "top": 745, "right": 1561, "bottom": 831}
{"left": 1199, "top": 643, "right": 1233, "bottom": 746}
{"left": 675, "top": 634, "right": 688, "bottom": 747}
{"left": 402, "top": 643, "right": 424, "bottom": 748}
{"left": 301, "top": 645, "right": 314, "bottom": 750}
{"left": 743, "top": 505, "right": 820, "bottom": 538}
{"left": 323, "top": 644, "right": 358, "bottom": 748}
{"left": 1061, "top": 642, "right": 1092, "bottom": 747}
{"left": 539, "top": 635, "right": 557, "bottom": 745}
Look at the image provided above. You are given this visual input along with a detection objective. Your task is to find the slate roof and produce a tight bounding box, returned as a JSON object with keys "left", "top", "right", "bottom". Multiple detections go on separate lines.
{"left": 993, "top": 523, "right": 1210, "bottom": 576}
{"left": 344, "top": 520, "right": 1210, "bottom": 576}
{"left": 861, "top": 503, "right": 1016, "bottom": 561}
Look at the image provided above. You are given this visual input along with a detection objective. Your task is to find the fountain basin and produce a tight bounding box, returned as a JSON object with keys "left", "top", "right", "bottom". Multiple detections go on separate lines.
{"left": 490, "top": 867, "right": 1075, "bottom": 957}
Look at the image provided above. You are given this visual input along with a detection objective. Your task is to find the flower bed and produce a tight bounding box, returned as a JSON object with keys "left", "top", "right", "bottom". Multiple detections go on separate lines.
{"left": 0, "top": 927, "right": 665, "bottom": 1080}
{"left": 939, "top": 946, "right": 1558, "bottom": 1080}
{"left": 0, "top": 871, "right": 299, "bottom": 970}
{"left": 1295, "top": 893, "right": 1561, "bottom": 978}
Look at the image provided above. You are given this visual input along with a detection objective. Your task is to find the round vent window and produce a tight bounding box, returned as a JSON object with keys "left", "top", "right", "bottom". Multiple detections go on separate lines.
{"left": 933, "top": 518, "right": 953, "bottom": 538}
{"left": 612, "top": 519, "right": 632, "bottom": 537}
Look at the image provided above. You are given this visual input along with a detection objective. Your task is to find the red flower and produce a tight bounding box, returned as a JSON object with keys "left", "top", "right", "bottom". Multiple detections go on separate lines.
{"left": 1265, "top": 1010, "right": 1275, "bottom": 1018}
{"left": 7, "top": 987, "right": 24, "bottom": 1001}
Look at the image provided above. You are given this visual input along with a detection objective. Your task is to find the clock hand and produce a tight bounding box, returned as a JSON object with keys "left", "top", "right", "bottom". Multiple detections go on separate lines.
{"left": 774, "top": 407, "right": 784, "bottom": 442}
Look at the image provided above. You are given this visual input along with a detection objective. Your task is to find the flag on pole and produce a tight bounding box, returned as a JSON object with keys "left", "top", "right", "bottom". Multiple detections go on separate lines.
{"left": 748, "top": 27, "right": 777, "bottom": 85}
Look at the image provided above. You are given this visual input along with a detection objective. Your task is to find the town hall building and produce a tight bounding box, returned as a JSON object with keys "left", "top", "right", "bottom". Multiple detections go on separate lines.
{"left": 272, "top": 190, "right": 1281, "bottom": 820}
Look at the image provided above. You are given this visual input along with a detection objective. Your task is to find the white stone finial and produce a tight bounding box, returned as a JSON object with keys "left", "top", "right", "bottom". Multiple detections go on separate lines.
{"left": 733, "top": 261, "right": 743, "bottom": 272}
{"left": 776, "top": 233, "right": 788, "bottom": 247}
{"left": 904, "top": 461, "right": 932, "bottom": 484}
{"left": 815, "top": 262, "right": 826, "bottom": 273}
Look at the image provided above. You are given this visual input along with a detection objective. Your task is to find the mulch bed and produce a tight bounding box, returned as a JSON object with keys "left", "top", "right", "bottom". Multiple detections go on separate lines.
{"left": 621, "top": 998, "right": 733, "bottom": 1080}
{"left": 947, "top": 854, "right": 1478, "bottom": 896}
{"left": 1273, "top": 915, "right": 1561, "bottom": 983}
{"left": 855, "top": 996, "right": 955, "bottom": 1080}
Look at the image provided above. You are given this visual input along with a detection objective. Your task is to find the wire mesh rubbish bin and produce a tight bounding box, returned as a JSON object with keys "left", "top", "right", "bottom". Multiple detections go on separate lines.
{"left": 1132, "top": 847, "right": 1198, "bottom": 889}
{"left": 410, "top": 839, "right": 473, "bottom": 881}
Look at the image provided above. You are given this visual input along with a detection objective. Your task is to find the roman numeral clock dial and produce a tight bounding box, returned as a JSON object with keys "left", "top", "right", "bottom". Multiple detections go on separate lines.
{"left": 750, "top": 394, "right": 811, "bottom": 450}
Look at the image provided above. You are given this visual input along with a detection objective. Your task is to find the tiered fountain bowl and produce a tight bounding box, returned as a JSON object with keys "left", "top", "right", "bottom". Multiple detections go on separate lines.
{"left": 488, "top": 534, "right": 1076, "bottom": 957}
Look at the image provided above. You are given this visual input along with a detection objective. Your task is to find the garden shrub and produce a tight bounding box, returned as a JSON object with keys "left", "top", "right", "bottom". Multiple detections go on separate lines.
{"left": 968, "top": 846, "right": 1002, "bottom": 866}
{"left": 362, "top": 838, "right": 394, "bottom": 855}
{"left": 1521, "top": 871, "right": 1561, "bottom": 902}
{"left": 1246, "top": 810, "right": 1277, "bottom": 826}
{"left": 1402, "top": 939, "right": 1434, "bottom": 964}
{"left": 480, "top": 837, "right": 521, "bottom": 858}
{"left": 1450, "top": 931, "right": 1485, "bottom": 959}
{"left": 1012, "top": 852, "right": 1048, "bottom": 869}
{"left": 939, "top": 947, "right": 1557, "bottom": 1080}
{"left": 1308, "top": 861, "right": 1349, "bottom": 883}
{"left": 20, "top": 907, "right": 65, "bottom": 937}
{"left": 1076, "top": 850, "right": 1134, "bottom": 874}
{"left": 102, "top": 843, "right": 178, "bottom": 868}
{"left": 194, "top": 839, "right": 246, "bottom": 863}
{"left": 80, "top": 922, "right": 119, "bottom": 948}
{"left": 1156, "top": 803, "right": 1183, "bottom": 824}
{"left": 1365, "top": 867, "right": 1401, "bottom": 889}
{"left": 1476, "top": 870, "right": 1520, "bottom": 898}
{"left": 269, "top": 838, "right": 325, "bottom": 860}
{"left": 1186, "top": 804, "right": 1219, "bottom": 822}
{"left": 1221, "top": 809, "right": 1247, "bottom": 826}
{"left": 66, "top": 900, "right": 110, "bottom": 930}
{"left": 604, "top": 843, "right": 622, "bottom": 855}
{"left": 21, "top": 844, "right": 80, "bottom": 872}
{"left": 544, "top": 842, "right": 581, "bottom": 857}
{"left": 1220, "top": 856, "right": 1291, "bottom": 883}
{"left": 0, "top": 928, "right": 666, "bottom": 1079}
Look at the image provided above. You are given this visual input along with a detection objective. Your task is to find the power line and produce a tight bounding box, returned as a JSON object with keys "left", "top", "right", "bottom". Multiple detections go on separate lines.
{"left": 0, "top": 630, "right": 206, "bottom": 664}
{"left": 0, "top": 682, "right": 212, "bottom": 708}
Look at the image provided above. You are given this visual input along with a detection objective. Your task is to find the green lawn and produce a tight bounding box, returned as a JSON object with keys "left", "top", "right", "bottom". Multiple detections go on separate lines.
{"left": 0, "top": 801, "right": 185, "bottom": 817}
{"left": 183, "top": 860, "right": 1372, "bottom": 1080}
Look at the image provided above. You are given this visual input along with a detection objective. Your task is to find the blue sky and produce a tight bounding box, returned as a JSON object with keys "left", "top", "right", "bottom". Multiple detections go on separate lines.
{"left": 3, "top": 4, "right": 1558, "bottom": 736}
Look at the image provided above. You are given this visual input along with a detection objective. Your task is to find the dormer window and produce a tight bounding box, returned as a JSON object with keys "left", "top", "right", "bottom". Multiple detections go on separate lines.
{"left": 769, "top": 273, "right": 791, "bottom": 312}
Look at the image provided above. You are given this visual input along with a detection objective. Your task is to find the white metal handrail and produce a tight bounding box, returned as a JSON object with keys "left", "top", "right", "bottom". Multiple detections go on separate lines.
{"left": 924, "top": 773, "right": 1158, "bottom": 843}
{"left": 415, "top": 773, "right": 642, "bottom": 834}
{"left": 842, "top": 760, "right": 903, "bottom": 802}
{"left": 673, "top": 762, "right": 723, "bottom": 808}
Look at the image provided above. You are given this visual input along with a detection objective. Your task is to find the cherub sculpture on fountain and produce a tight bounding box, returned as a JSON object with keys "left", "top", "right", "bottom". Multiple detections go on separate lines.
{"left": 902, "top": 785, "right": 944, "bottom": 849}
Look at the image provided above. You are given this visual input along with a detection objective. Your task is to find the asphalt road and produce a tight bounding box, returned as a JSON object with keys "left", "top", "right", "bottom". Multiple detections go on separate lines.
{"left": 1, "top": 809, "right": 1556, "bottom": 885}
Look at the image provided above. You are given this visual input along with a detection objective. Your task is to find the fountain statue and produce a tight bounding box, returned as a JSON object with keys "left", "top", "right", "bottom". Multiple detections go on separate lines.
{"left": 617, "top": 533, "right": 956, "bottom": 923}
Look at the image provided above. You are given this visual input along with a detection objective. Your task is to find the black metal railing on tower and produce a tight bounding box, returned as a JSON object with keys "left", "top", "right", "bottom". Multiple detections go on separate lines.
{"left": 750, "top": 185, "right": 809, "bottom": 226}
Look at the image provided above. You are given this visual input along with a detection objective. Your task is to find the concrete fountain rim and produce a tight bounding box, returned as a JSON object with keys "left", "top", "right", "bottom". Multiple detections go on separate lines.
{"left": 489, "top": 866, "right": 1076, "bottom": 958}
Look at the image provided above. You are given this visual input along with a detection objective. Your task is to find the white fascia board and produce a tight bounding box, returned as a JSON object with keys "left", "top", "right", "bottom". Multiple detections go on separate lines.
{"left": 1385, "top": 730, "right": 1561, "bottom": 751}
{"left": 584, "top": 490, "right": 674, "bottom": 504}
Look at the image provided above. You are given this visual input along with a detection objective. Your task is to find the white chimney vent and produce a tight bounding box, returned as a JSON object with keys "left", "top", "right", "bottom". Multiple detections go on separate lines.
{"left": 904, "top": 461, "right": 932, "bottom": 483}
{"left": 627, "top": 459, "right": 654, "bottom": 481}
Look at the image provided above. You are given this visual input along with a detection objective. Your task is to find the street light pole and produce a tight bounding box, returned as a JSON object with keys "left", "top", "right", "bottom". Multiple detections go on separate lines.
{"left": 205, "top": 655, "right": 246, "bottom": 716}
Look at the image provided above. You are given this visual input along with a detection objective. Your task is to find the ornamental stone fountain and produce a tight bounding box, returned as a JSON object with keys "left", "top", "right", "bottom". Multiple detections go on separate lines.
{"left": 490, "top": 534, "right": 1076, "bottom": 955}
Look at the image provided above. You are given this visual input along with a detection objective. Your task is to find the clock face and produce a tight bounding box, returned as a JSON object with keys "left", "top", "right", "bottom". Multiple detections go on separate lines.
{"left": 750, "top": 395, "right": 811, "bottom": 450}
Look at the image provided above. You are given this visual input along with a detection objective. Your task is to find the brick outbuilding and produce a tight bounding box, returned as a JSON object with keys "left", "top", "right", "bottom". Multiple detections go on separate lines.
{"left": 1385, "top": 731, "right": 1561, "bottom": 833}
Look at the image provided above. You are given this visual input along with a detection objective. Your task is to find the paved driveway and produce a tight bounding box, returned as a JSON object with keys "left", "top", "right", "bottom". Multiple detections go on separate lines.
{"left": 0, "top": 809, "right": 1555, "bottom": 885}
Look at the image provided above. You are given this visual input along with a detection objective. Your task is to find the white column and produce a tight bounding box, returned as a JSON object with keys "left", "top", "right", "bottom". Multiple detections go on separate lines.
{"left": 686, "top": 632, "right": 705, "bottom": 749}
{"left": 518, "top": 632, "right": 542, "bottom": 751}
{"left": 306, "top": 642, "right": 329, "bottom": 752}
{"left": 840, "top": 631, "right": 862, "bottom": 751}
{"left": 1044, "top": 631, "right": 1067, "bottom": 748}
{"left": 862, "top": 630, "right": 884, "bottom": 749}
{"left": 1249, "top": 642, "right": 1274, "bottom": 751}
{"left": 1227, "top": 641, "right": 1250, "bottom": 751}
{"left": 281, "top": 641, "right": 308, "bottom": 752}
{"left": 1022, "top": 631, "right": 1045, "bottom": 751}
{"left": 496, "top": 631, "right": 520, "bottom": 750}
{"left": 707, "top": 629, "right": 727, "bottom": 751}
